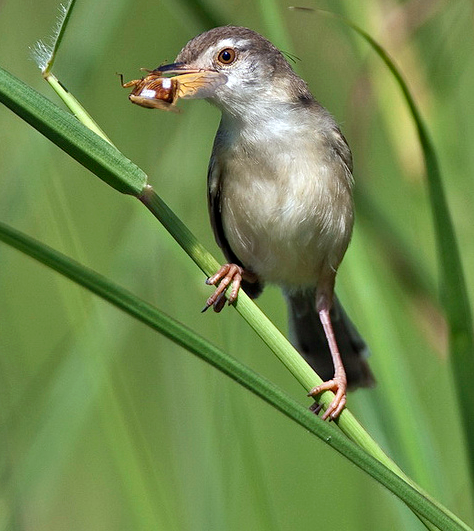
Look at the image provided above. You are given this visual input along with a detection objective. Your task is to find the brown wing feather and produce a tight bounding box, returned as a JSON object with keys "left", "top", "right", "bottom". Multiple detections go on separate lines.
{"left": 207, "top": 153, "right": 264, "bottom": 299}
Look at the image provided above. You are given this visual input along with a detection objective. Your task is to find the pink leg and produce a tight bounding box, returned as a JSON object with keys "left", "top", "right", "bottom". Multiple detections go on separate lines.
{"left": 308, "top": 293, "right": 348, "bottom": 420}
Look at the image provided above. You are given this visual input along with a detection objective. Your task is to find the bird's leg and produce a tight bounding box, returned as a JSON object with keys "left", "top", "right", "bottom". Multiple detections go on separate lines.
{"left": 203, "top": 263, "right": 245, "bottom": 312}
{"left": 308, "top": 289, "right": 348, "bottom": 420}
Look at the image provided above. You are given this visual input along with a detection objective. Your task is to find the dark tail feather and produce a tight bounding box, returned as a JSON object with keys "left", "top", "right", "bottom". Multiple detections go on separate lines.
{"left": 286, "top": 290, "right": 375, "bottom": 389}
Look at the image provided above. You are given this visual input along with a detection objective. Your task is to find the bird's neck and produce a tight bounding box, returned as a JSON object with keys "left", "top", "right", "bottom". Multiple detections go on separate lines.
{"left": 218, "top": 100, "right": 304, "bottom": 146}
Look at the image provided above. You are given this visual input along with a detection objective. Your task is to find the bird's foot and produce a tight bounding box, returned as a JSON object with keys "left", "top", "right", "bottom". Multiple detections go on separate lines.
{"left": 202, "top": 263, "right": 244, "bottom": 313}
{"left": 308, "top": 375, "right": 347, "bottom": 421}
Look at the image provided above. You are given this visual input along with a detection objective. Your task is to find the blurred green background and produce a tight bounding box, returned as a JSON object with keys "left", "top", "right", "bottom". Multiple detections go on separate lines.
{"left": 1, "top": 0, "right": 474, "bottom": 529}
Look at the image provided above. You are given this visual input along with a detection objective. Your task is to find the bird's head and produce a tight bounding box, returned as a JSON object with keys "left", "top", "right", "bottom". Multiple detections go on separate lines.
{"left": 157, "top": 26, "right": 313, "bottom": 118}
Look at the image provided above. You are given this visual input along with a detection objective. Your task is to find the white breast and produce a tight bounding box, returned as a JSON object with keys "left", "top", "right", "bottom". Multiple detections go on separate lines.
{"left": 218, "top": 119, "right": 354, "bottom": 288}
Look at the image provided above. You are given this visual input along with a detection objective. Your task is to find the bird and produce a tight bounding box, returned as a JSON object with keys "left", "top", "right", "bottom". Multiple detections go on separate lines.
{"left": 156, "top": 26, "right": 374, "bottom": 419}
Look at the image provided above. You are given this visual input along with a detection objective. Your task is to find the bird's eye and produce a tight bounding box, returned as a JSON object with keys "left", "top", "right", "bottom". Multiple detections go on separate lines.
{"left": 217, "top": 48, "right": 237, "bottom": 65}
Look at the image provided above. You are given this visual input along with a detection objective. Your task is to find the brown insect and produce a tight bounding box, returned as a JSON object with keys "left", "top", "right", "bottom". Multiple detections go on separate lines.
{"left": 120, "top": 69, "right": 179, "bottom": 111}
{"left": 121, "top": 67, "right": 227, "bottom": 111}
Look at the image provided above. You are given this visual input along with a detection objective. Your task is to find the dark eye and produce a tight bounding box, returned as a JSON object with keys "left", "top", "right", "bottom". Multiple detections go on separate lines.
{"left": 217, "top": 48, "right": 237, "bottom": 65}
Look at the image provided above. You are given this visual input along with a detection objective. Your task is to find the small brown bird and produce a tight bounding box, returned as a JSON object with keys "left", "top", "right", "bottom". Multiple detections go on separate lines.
{"left": 157, "top": 26, "right": 374, "bottom": 419}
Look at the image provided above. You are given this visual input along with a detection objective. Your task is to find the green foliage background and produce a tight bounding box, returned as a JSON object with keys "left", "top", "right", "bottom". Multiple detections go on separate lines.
{"left": 1, "top": 0, "right": 473, "bottom": 529}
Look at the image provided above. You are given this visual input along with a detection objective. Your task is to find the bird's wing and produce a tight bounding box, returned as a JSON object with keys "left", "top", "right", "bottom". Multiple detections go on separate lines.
{"left": 207, "top": 153, "right": 243, "bottom": 266}
{"left": 330, "top": 126, "right": 353, "bottom": 175}
{"left": 207, "top": 150, "right": 264, "bottom": 298}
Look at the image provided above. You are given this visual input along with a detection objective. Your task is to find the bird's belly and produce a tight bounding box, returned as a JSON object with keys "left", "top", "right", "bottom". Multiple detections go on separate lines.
{"left": 221, "top": 169, "right": 353, "bottom": 288}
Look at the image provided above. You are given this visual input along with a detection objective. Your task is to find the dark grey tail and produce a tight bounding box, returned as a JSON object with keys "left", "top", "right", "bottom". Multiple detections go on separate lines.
{"left": 286, "top": 290, "right": 375, "bottom": 389}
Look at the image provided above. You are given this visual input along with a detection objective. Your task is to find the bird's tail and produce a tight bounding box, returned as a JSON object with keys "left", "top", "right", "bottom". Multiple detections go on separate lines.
{"left": 285, "top": 290, "right": 375, "bottom": 389}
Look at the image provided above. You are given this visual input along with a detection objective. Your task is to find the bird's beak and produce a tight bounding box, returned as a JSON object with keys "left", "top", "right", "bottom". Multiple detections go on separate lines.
{"left": 156, "top": 63, "right": 227, "bottom": 100}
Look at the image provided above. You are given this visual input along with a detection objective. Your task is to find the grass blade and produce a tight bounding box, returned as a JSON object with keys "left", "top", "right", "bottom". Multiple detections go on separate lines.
{"left": 0, "top": 220, "right": 471, "bottom": 531}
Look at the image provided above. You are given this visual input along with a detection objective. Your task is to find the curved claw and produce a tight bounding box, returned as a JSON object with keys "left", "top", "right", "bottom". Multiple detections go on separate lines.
{"left": 308, "top": 376, "right": 347, "bottom": 420}
{"left": 203, "top": 263, "right": 243, "bottom": 313}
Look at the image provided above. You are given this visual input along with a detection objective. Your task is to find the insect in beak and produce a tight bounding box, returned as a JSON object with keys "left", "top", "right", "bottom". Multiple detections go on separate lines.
{"left": 121, "top": 65, "right": 227, "bottom": 111}
{"left": 120, "top": 69, "right": 180, "bottom": 111}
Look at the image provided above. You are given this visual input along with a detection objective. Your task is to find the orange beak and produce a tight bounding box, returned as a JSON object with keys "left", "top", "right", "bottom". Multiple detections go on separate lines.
{"left": 156, "top": 63, "right": 227, "bottom": 100}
